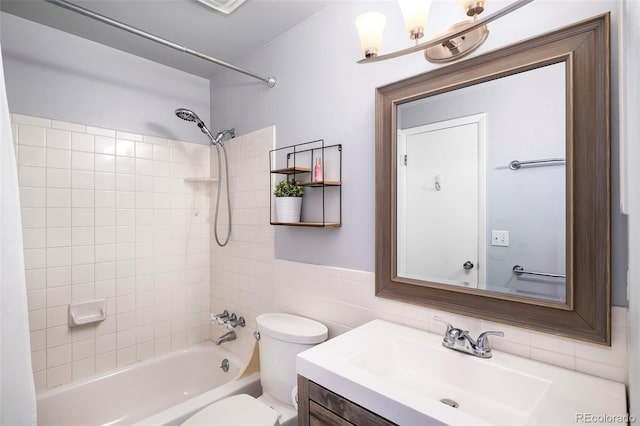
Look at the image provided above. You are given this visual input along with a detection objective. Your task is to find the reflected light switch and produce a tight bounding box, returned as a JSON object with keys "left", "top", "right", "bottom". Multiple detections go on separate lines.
{"left": 491, "top": 230, "right": 509, "bottom": 247}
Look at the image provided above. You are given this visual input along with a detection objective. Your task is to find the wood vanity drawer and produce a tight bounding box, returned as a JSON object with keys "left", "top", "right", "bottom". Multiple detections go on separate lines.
{"left": 298, "top": 375, "right": 396, "bottom": 426}
{"left": 310, "top": 401, "right": 352, "bottom": 426}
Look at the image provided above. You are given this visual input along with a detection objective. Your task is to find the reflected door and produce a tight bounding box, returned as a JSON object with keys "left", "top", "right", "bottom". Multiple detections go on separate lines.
{"left": 397, "top": 115, "right": 486, "bottom": 288}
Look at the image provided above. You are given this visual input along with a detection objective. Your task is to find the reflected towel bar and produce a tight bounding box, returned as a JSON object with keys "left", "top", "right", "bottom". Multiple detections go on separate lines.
{"left": 512, "top": 265, "right": 565, "bottom": 279}
{"left": 509, "top": 158, "right": 565, "bottom": 170}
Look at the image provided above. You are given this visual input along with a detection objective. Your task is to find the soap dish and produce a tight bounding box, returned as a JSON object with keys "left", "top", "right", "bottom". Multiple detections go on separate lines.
{"left": 68, "top": 299, "right": 106, "bottom": 327}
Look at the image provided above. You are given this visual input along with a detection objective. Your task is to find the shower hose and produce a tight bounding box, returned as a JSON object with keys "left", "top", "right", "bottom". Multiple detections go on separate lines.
{"left": 212, "top": 143, "right": 232, "bottom": 247}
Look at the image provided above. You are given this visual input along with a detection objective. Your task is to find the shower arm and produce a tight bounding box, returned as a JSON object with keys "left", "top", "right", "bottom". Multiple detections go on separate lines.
{"left": 43, "top": 0, "right": 276, "bottom": 88}
{"left": 214, "top": 129, "right": 236, "bottom": 146}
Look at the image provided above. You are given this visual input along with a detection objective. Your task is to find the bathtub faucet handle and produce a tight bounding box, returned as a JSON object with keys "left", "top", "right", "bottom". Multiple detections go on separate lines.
{"left": 211, "top": 309, "right": 230, "bottom": 325}
{"left": 226, "top": 315, "right": 246, "bottom": 329}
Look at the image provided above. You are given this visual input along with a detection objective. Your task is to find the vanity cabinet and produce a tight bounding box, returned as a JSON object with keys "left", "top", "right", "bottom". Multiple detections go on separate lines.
{"left": 297, "top": 376, "right": 396, "bottom": 426}
{"left": 270, "top": 140, "right": 342, "bottom": 227}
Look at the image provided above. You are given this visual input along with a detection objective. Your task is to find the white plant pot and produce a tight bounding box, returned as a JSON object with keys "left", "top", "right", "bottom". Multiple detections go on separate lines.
{"left": 275, "top": 197, "right": 302, "bottom": 223}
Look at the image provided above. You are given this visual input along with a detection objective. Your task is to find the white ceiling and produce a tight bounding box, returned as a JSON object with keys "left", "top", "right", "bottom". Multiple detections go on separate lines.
{"left": 0, "top": 0, "right": 332, "bottom": 79}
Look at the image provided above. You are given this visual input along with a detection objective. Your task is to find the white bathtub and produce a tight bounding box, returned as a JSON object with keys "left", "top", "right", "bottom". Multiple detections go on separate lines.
{"left": 37, "top": 342, "right": 261, "bottom": 426}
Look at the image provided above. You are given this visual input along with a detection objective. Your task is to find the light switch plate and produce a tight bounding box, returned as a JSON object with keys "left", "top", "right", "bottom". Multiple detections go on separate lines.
{"left": 491, "top": 230, "right": 509, "bottom": 247}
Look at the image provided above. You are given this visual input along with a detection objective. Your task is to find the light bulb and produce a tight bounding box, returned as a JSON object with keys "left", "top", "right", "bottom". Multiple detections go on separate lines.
{"left": 397, "top": 0, "right": 432, "bottom": 40}
{"left": 355, "top": 12, "right": 387, "bottom": 58}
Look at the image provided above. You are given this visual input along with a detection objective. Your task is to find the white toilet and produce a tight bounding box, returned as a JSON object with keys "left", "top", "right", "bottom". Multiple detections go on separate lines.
{"left": 182, "top": 313, "right": 328, "bottom": 426}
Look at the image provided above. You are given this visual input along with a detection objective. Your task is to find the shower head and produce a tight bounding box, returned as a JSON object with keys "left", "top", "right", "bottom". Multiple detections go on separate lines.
{"left": 175, "top": 108, "right": 201, "bottom": 123}
{"left": 175, "top": 108, "right": 216, "bottom": 144}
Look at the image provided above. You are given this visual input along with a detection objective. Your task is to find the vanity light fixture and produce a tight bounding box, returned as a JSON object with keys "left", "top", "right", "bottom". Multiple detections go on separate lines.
{"left": 355, "top": 0, "right": 534, "bottom": 64}
{"left": 355, "top": 12, "right": 387, "bottom": 58}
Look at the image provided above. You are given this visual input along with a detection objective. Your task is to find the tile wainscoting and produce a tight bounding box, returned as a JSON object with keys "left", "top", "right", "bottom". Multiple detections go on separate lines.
{"left": 273, "top": 261, "right": 628, "bottom": 385}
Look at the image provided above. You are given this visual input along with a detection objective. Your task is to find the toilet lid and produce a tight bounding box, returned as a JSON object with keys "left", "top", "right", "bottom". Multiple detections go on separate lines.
{"left": 256, "top": 313, "right": 328, "bottom": 344}
{"left": 182, "top": 394, "right": 279, "bottom": 426}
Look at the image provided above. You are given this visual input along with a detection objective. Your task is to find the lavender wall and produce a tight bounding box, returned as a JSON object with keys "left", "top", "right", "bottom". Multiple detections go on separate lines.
{"left": 0, "top": 12, "right": 210, "bottom": 144}
{"left": 209, "top": 0, "right": 627, "bottom": 306}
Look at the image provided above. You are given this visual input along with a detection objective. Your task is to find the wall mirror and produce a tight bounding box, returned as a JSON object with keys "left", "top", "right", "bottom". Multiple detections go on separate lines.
{"left": 375, "top": 14, "right": 610, "bottom": 343}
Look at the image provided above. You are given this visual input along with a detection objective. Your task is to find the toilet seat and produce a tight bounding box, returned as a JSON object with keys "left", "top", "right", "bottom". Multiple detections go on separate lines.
{"left": 182, "top": 394, "right": 279, "bottom": 426}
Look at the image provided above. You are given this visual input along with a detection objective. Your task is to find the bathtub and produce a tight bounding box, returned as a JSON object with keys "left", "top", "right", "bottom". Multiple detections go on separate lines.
{"left": 37, "top": 342, "right": 261, "bottom": 426}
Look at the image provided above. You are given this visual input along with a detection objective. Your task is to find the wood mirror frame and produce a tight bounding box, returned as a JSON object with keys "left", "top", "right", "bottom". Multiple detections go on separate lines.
{"left": 375, "top": 14, "right": 610, "bottom": 344}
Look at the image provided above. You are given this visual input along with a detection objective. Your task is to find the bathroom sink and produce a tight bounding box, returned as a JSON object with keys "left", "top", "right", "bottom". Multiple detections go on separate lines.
{"left": 349, "top": 336, "right": 550, "bottom": 425}
{"left": 296, "top": 320, "right": 627, "bottom": 425}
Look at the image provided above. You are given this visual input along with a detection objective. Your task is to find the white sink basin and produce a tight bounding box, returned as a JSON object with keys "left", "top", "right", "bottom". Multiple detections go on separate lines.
{"left": 297, "top": 320, "right": 627, "bottom": 425}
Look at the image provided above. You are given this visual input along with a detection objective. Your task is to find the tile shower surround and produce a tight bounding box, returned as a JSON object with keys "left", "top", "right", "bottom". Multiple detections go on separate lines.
{"left": 12, "top": 113, "right": 212, "bottom": 391}
{"left": 212, "top": 126, "right": 629, "bottom": 386}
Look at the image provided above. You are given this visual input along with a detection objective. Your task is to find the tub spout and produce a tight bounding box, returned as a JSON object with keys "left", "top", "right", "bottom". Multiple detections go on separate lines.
{"left": 215, "top": 330, "right": 236, "bottom": 345}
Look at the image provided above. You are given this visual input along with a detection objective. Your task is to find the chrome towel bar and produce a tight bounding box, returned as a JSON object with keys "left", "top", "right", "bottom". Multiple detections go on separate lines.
{"left": 512, "top": 265, "right": 566, "bottom": 279}
{"left": 509, "top": 158, "right": 565, "bottom": 170}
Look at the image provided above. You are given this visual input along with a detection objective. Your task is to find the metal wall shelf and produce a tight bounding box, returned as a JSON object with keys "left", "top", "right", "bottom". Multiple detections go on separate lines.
{"left": 269, "top": 139, "right": 342, "bottom": 227}
{"left": 270, "top": 166, "right": 312, "bottom": 175}
{"left": 270, "top": 221, "right": 341, "bottom": 228}
{"left": 298, "top": 180, "right": 342, "bottom": 187}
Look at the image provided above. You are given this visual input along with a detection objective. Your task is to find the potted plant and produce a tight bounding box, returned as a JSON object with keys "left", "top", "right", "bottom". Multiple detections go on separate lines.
{"left": 274, "top": 178, "right": 304, "bottom": 223}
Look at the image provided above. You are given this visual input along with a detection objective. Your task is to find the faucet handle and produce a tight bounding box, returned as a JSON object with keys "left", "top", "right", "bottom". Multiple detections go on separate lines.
{"left": 226, "top": 315, "right": 246, "bottom": 329}
{"left": 211, "top": 310, "right": 230, "bottom": 325}
{"left": 476, "top": 331, "right": 504, "bottom": 349}
{"left": 434, "top": 316, "right": 462, "bottom": 347}
{"left": 433, "top": 316, "right": 462, "bottom": 335}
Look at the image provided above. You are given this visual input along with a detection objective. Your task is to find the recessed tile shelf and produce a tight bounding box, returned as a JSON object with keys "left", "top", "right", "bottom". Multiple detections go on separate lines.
{"left": 184, "top": 177, "right": 218, "bottom": 183}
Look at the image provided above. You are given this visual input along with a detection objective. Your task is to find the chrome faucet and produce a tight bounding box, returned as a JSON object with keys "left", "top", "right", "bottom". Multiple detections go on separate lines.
{"left": 215, "top": 330, "right": 236, "bottom": 345}
{"left": 210, "top": 310, "right": 246, "bottom": 328}
{"left": 435, "top": 316, "right": 504, "bottom": 358}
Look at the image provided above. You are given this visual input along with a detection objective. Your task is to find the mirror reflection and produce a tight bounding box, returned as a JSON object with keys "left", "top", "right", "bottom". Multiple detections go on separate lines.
{"left": 396, "top": 62, "right": 567, "bottom": 303}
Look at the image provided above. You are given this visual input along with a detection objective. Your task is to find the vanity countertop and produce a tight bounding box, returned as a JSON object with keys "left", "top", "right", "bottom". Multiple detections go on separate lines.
{"left": 296, "top": 319, "right": 627, "bottom": 426}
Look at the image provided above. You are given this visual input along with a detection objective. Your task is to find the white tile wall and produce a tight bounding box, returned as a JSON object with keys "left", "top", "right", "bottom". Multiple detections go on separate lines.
{"left": 14, "top": 114, "right": 212, "bottom": 391}
{"left": 209, "top": 125, "right": 629, "bottom": 386}
{"left": 209, "top": 126, "right": 275, "bottom": 359}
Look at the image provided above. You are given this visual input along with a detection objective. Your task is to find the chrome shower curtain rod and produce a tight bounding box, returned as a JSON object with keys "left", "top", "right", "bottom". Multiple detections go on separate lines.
{"left": 44, "top": 0, "right": 276, "bottom": 88}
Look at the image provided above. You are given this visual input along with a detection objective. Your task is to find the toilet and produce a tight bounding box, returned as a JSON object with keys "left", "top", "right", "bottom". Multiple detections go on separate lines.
{"left": 182, "top": 313, "right": 328, "bottom": 426}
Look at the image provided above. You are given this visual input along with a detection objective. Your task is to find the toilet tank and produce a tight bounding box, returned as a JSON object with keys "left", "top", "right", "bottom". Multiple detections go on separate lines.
{"left": 256, "top": 313, "right": 328, "bottom": 406}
